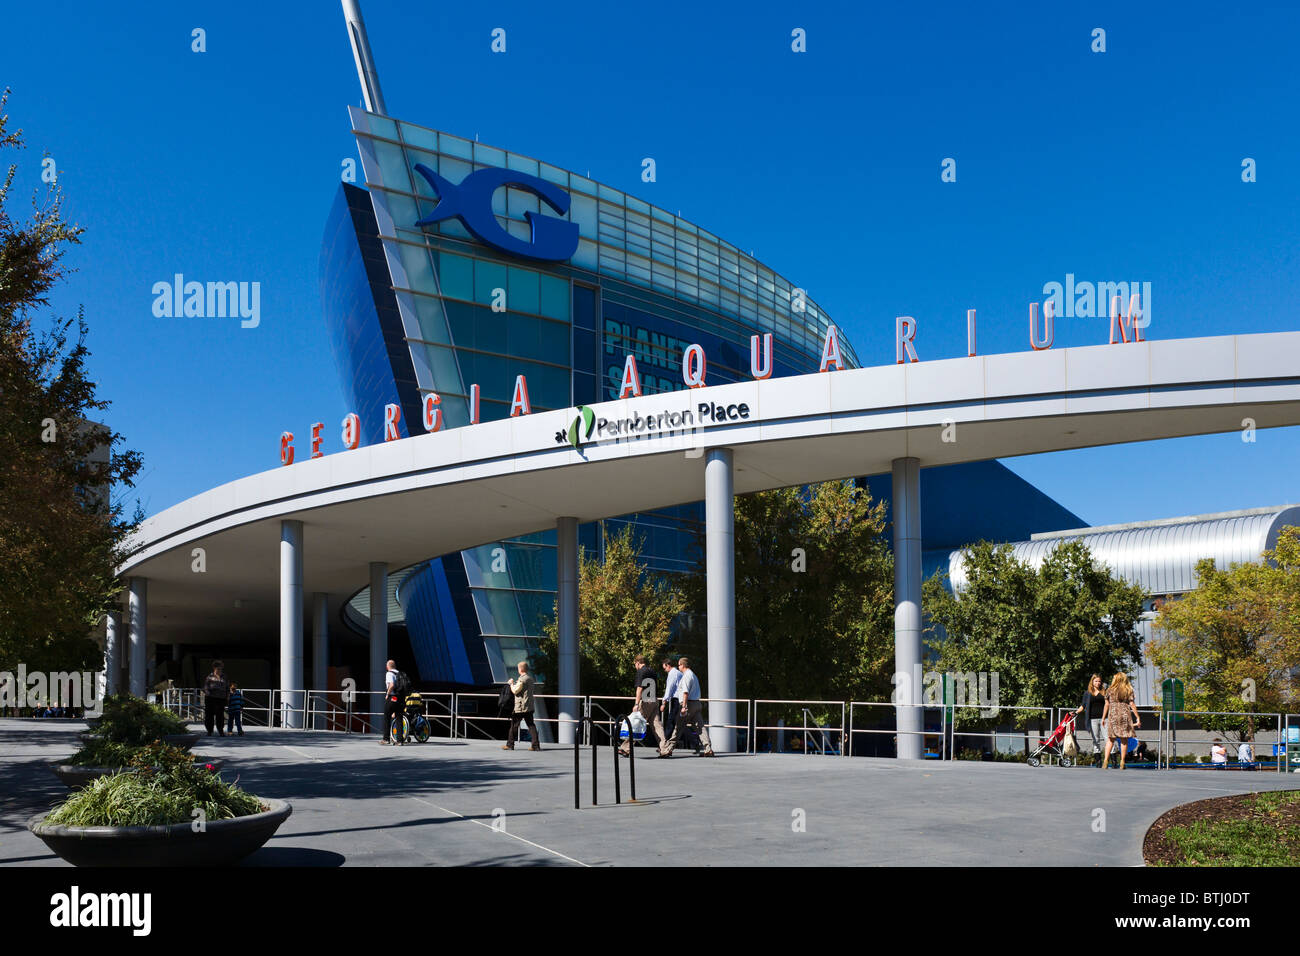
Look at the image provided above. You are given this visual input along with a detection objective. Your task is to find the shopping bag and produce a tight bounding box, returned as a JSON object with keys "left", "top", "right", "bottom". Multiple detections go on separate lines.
{"left": 618, "top": 712, "right": 647, "bottom": 739}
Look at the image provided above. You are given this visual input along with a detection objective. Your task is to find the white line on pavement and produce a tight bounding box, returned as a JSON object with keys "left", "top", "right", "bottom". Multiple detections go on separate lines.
{"left": 407, "top": 795, "right": 589, "bottom": 867}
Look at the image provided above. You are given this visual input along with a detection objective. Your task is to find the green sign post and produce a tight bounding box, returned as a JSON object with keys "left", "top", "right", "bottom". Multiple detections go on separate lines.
{"left": 1161, "top": 677, "right": 1184, "bottom": 723}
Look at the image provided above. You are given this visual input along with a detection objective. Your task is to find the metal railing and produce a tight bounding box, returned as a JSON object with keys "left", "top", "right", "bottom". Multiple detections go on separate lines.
{"left": 1159, "top": 709, "right": 1286, "bottom": 772}
{"left": 752, "top": 700, "right": 844, "bottom": 756}
{"left": 158, "top": 687, "right": 1299, "bottom": 771}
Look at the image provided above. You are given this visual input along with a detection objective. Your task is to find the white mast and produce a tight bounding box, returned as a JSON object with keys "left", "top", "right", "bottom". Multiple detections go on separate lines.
{"left": 341, "top": 0, "right": 388, "bottom": 115}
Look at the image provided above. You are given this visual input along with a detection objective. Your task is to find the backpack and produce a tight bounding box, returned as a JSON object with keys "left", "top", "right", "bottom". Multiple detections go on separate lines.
{"left": 498, "top": 683, "right": 515, "bottom": 713}
{"left": 391, "top": 671, "right": 412, "bottom": 701}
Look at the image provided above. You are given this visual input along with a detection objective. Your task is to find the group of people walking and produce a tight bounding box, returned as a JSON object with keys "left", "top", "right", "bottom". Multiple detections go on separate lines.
{"left": 1074, "top": 672, "right": 1139, "bottom": 768}
{"left": 619, "top": 654, "right": 716, "bottom": 758}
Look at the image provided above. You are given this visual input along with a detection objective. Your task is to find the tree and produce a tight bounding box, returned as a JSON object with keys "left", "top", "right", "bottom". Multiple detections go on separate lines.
{"left": 538, "top": 522, "right": 685, "bottom": 699}
{"left": 923, "top": 539, "right": 1147, "bottom": 725}
{"left": 1149, "top": 526, "right": 1300, "bottom": 740}
{"left": 0, "top": 92, "right": 143, "bottom": 674}
{"left": 680, "top": 480, "right": 896, "bottom": 704}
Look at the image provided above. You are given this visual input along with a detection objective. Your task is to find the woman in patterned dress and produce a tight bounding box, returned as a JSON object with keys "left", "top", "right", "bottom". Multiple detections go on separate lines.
{"left": 1101, "top": 672, "right": 1140, "bottom": 770}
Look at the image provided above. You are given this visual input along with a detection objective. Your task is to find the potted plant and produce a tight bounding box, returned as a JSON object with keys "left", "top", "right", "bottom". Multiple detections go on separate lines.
{"left": 30, "top": 743, "right": 290, "bottom": 866}
{"left": 80, "top": 694, "right": 200, "bottom": 750}
{"left": 51, "top": 736, "right": 223, "bottom": 789}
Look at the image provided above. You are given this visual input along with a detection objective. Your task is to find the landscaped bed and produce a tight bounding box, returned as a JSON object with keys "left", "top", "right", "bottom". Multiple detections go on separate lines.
{"left": 1143, "top": 790, "right": 1300, "bottom": 866}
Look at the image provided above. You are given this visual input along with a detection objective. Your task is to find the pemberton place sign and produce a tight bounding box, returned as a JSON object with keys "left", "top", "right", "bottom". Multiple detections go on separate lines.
{"left": 276, "top": 295, "right": 1148, "bottom": 466}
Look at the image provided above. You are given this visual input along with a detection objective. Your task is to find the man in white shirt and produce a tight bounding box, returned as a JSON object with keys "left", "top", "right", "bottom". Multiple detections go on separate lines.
{"left": 659, "top": 657, "right": 715, "bottom": 757}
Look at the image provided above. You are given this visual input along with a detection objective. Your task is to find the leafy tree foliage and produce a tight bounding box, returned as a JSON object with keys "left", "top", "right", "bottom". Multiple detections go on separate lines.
{"left": 1150, "top": 526, "right": 1300, "bottom": 739}
{"left": 680, "top": 480, "right": 895, "bottom": 703}
{"left": 538, "top": 523, "right": 685, "bottom": 699}
{"left": 923, "top": 539, "right": 1147, "bottom": 722}
{"left": 0, "top": 92, "right": 142, "bottom": 673}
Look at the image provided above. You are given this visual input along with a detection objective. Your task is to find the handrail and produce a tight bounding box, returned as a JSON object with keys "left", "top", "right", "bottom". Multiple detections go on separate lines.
{"left": 159, "top": 685, "right": 1300, "bottom": 769}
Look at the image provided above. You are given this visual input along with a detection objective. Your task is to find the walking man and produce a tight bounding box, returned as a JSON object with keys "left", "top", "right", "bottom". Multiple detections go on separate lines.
{"left": 504, "top": 660, "right": 541, "bottom": 751}
{"left": 620, "top": 654, "right": 665, "bottom": 755}
{"left": 659, "top": 657, "right": 681, "bottom": 741}
{"left": 659, "top": 657, "right": 715, "bottom": 757}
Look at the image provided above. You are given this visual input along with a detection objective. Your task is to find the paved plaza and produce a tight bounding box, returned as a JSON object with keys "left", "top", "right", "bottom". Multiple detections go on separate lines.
{"left": 3, "top": 721, "right": 1296, "bottom": 867}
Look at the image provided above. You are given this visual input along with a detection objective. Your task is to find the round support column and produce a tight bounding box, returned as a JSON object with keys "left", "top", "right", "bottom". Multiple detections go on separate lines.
{"left": 705, "top": 448, "right": 736, "bottom": 752}
{"left": 892, "top": 457, "right": 924, "bottom": 760}
{"left": 312, "top": 592, "right": 329, "bottom": 728}
{"left": 104, "top": 609, "right": 122, "bottom": 697}
{"left": 369, "top": 562, "right": 388, "bottom": 710}
{"left": 280, "top": 520, "right": 305, "bottom": 728}
{"left": 128, "top": 578, "right": 148, "bottom": 698}
{"left": 556, "top": 517, "right": 580, "bottom": 746}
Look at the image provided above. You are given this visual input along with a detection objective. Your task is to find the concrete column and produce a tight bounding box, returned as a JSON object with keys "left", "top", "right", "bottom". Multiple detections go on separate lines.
{"left": 892, "top": 457, "right": 923, "bottom": 760}
{"left": 369, "top": 562, "right": 388, "bottom": 707}
{"left": 312, "top": 592, "right": 329, "bottom": 729}
{"left": 280, "top": 520, "right": 305, "bottom": 729}
{"left": 104, "top": 609, "right": 122, "bottom": 696}
{"left": 705, "top": 448, "right": 736, "bottom": 753}
{"left": 128, "top": 578, "right": 147, "bottom": 697}
{"left": 556, "top": 516, "right": 580, "bottom": 745}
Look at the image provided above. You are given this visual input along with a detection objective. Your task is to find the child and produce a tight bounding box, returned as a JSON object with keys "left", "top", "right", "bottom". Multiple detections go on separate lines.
{"left": 226, "top": 682, "right": 244, "bottom": 736}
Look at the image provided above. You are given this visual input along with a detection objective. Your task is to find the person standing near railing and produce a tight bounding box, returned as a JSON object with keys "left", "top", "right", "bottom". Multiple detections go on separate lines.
{"left": 202, "top": 661, "right": 229, "bottom": 737}
{"left": 225, "top": 682, "right": 245, "bottom": 736}
{"left": 504, "top": 660, "right": 541, "bottom": 751}
{"left": 659, "top": 657, "right": 715, "bottom": 758}
{"left": 660, "top": 658, "right": 682, "bottom": 742}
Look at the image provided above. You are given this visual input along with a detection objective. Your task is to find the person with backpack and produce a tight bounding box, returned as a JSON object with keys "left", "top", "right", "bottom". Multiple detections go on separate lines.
{"left": 503, "top": 660, "right": 541, "bottom": 751}
{"left": 382, "top": 660, "right": 411, "bottom": 746}
{"left": 225, "top": 681, "right": 244, "bottom": 736}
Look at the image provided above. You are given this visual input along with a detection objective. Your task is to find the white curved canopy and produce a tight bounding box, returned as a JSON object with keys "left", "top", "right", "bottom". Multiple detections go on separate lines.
{"left": 120, "top": 331, "right": 1300, "bottom": 644}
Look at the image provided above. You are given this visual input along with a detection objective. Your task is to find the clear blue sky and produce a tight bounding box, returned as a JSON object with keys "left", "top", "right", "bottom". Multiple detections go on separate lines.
{"left": 3, "top": 0, "right": 1298, "bottom": 527}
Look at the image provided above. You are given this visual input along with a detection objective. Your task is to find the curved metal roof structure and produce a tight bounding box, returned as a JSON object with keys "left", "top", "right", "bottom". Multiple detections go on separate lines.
{"left": 946, "top": 505, "right": 1300, "bottom": 596}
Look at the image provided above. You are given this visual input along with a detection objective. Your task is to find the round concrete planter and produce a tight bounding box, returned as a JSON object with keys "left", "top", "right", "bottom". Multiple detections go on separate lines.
{"left": 76, "top": 731, "right": 200, "bottom": 751}
{"left": 50, "top": 757, "right": 224, "bottom": 790}
{"left": 28, "top": 799, "right": 292, "bottom": 867}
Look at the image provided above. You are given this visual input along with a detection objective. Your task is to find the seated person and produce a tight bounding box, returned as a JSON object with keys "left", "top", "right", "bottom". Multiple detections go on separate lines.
{"left": 1210, "top": 739, "right": 1228, "bottom": 766}
{"left": 1238, "top": 740, "right": 1255, "bottom": 768}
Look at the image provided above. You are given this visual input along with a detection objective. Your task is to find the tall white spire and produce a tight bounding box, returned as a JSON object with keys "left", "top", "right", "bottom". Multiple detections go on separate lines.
{"left": 341, "top": 0, "right": 388, "bottom": 115}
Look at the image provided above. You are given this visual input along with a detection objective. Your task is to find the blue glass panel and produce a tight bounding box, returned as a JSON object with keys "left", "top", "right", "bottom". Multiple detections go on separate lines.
{"left": 474, "top": 260, "right": 507, "bottom": 306}
{"left": 539, "top": 274, "right": 569, "bottom": 320}
{"left": 507, "top": 267, "right": 540, "bottom": 314}
{"left": 573, "top": 285, "right": 596, "bottom": 330}
{"left": 517, "top": 591, "right": 557, "bottom": 637}
{"left": 539, "top": 319, "right": 569, "bottom": 365}
{"left": 438, "top": 252, "right": 473, "bottom": 301}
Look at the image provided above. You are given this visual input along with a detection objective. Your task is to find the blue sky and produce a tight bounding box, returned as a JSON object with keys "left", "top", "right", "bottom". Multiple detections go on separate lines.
{"left": 3, "top": 0, "right": 1298, "bottom": 527}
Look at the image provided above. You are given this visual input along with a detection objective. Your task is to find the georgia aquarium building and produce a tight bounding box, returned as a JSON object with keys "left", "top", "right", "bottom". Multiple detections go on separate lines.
{"left": 318, "top": 106, "right": 1088, "bottom": 692}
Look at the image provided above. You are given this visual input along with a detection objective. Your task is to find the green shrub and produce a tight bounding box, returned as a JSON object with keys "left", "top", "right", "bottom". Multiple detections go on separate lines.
{"left": 46, "top": 743, "right": 262, "bottom": 827}
{"left": 68, "top": 738, "right": 141, "bottom": 767}
{"left": 89, "top": 694, "right": 188, "bottom": 745}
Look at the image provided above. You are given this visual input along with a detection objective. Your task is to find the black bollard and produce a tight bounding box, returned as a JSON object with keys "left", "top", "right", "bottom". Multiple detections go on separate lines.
{"left": 573, "top": 718, "right": 580, "bottom": 810}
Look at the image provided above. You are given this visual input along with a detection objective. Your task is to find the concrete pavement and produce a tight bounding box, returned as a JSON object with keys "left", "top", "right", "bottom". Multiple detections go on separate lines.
{"left": 3, "top": 721, "right": 1296, "bottom": 866}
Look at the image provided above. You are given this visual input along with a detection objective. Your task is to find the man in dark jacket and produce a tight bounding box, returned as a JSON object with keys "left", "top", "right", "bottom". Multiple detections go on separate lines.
{"left": 202, "top": 661, "right": 229, "bottom": 737}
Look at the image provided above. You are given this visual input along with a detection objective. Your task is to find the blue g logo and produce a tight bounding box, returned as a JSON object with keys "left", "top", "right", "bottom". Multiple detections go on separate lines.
{"left": 413, "top": 164, "right": 580, "bottom": 262}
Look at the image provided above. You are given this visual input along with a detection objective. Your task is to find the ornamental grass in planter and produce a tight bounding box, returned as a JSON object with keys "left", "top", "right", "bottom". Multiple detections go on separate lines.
{"left": 32, "top": 744, "right": 289, "bottom": 867}
{"left": 46, "top": 744, "right": 257, "bottom": 827}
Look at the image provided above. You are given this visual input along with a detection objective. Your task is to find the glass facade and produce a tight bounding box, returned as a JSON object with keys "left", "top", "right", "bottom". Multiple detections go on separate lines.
{"left": 322, "top": 109, "right": 861, "bottom": 686}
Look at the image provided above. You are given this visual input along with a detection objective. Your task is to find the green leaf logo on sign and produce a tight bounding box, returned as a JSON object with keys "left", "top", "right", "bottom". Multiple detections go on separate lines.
{"left": 567, "top": 405, "right": 595, "bottom": 450}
